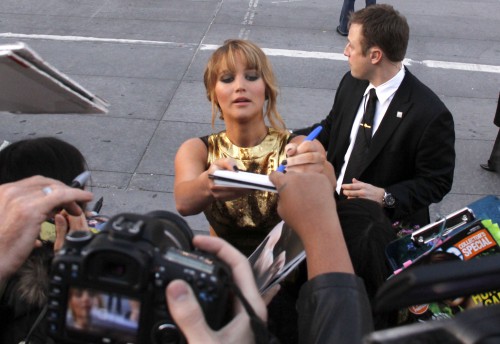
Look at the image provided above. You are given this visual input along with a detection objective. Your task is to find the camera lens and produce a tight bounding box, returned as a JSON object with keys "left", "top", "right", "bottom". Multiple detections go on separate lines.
{"left": 152, "top": 323, "right": 182, "bottom": 344}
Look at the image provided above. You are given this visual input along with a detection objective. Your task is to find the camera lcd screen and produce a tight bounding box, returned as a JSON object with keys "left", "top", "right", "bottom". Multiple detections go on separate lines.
{"left": 66, "top": 287, "right": 140, "bottom": 343}
{"left": 165, "top": 249, "right": 214, "bottom": 274}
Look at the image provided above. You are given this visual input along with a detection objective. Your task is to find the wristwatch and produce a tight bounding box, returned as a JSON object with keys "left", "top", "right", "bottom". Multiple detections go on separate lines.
{"left": 383, "top": 191, "right": 396, "bottom": 208}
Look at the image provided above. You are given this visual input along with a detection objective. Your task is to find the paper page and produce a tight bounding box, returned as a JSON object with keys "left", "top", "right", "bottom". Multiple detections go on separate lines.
{"left": 209, "top": 170, "right": 277, "bottom": 192}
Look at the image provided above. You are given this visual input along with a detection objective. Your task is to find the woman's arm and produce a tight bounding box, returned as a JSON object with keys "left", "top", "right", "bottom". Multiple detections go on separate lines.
{"left": 174, "top": 138, "right": 214, "bottom": 215}
{"left": 174, "top": 138, "right": 250, "bottom": 216}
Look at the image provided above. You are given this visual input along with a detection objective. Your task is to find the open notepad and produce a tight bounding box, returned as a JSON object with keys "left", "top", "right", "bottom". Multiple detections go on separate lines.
{"left": 0, "top": 42, "right": 109, "bottom": 114}
{"left": 208, "top": 170, "right": 277, "bottom": 193}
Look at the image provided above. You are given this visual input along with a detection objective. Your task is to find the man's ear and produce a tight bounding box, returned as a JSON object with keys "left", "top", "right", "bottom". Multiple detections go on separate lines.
{"left": 370, "top": 48, "right": 383, "bottom": 64}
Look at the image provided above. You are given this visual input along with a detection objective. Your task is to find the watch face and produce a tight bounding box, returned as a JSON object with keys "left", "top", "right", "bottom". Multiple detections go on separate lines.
{"left": 384, "top": 193, "right": 396, "bottom": 207}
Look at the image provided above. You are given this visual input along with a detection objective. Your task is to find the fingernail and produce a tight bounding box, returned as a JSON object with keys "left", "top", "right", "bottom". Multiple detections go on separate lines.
{"left": 233, "top": 165, "right": 240, "bottom": 172}
{"left": 169, "top": 281, "right": 189, "bottom": 302}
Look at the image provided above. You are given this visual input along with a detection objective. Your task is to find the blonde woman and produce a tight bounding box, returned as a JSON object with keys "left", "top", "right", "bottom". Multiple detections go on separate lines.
{"left": 174, "top": 39, "right": 330, "bottom": 255}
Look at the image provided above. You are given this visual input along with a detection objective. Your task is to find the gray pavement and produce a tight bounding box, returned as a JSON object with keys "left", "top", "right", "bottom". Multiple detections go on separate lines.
{"left": 0, "top": 0, "right": 499, "bottom": 235}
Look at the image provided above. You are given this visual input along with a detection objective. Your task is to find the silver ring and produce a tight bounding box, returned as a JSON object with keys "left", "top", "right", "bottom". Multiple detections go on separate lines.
{"left": 42, "top": 186, "right": 53, "bottom": 195}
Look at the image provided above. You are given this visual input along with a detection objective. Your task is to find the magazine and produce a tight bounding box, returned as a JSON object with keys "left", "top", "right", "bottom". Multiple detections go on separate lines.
{"left": 0, "top": 42, "right": 109, "bottom": 114}
{"left": 248, "top": 221, "right": 305, "bottom": 294}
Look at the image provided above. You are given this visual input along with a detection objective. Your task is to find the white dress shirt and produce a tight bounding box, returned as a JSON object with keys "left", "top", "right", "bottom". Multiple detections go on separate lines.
{"left": 336, "top": 67, "right": 406, "bottom": 194}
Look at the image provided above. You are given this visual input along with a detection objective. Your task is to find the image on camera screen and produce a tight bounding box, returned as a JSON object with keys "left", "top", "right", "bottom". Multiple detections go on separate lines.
{"left": 66, "top": 287, "right": 140, "bottom": 342}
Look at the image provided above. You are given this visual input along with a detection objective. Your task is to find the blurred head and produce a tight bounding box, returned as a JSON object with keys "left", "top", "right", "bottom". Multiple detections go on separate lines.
{"left": 348, "top": 4, "right": 409, "bottom": 63}
{"left": 203, "top": 39, "right": 285, "bottom": 129}
{"left": 0, "top": 137, "right": 87, "bottom": 186}
{"left": 68, "top": 288, "right": 101, "bottom": 328}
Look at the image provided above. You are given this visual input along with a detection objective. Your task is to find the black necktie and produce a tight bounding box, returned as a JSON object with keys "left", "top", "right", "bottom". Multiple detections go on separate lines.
{"left": 341, "top": 88, "right": 378, "bottom": 190}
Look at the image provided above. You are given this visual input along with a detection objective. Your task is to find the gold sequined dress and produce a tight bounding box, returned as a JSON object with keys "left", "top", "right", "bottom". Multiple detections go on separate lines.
{"left": 201, "top": 128, "right": 292, "bottom": 256}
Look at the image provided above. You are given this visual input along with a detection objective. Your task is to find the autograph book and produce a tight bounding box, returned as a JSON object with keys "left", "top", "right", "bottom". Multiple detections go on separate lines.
{"left": 0, "top": 42, "right": 109, "bottom": 114}
{"left": 208, "top": 170, "right": 277, "bottom": 193}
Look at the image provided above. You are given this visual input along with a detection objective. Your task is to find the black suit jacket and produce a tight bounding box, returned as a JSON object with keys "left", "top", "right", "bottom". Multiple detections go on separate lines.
{"left": 297, "top": 69, "right": 455, "bottom": 226}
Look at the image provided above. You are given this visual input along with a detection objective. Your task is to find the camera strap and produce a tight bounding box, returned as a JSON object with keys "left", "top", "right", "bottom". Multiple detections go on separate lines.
{"left": 228, "top": 280, "right": 280, "bottom": 344}
{"left": 20, "top": 304, "right": 47, "bottom": 344}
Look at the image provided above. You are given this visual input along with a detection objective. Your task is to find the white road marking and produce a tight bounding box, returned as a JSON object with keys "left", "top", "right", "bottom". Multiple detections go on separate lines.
{"left": 1, "top": 32, "right": 499, "bottom": 74}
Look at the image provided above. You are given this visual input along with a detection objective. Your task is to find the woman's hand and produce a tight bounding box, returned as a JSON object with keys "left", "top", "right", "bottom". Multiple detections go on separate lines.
{"left": 205, "top": 158, "right": 251, "bottom": 202}
{"left": 174, "top": 138, "right": 250, "bottom": 216}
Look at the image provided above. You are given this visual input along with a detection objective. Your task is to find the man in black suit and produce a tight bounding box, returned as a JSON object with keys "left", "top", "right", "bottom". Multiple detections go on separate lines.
{"left": 295, "top": 4, "right": 455, "bottom": 227}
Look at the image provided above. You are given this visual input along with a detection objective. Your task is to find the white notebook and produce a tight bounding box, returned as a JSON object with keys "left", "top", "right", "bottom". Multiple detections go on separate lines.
{"left": 208, "top": 170, "right": 277, "bottom": 193}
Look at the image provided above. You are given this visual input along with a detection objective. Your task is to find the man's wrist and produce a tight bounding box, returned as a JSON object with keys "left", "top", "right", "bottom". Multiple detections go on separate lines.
{"left": 382, "top": 190, "right": 396, "bottom": 208}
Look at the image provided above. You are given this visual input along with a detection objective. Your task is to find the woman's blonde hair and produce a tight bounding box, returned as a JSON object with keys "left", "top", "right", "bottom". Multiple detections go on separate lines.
{"left": 203, "top": 39, "right": 285, "bottom": 129}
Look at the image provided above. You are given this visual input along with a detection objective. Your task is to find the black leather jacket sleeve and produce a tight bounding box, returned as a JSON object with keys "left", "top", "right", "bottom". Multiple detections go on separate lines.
{"left": 297, "top": 272, "right": 374, "bottom": 344}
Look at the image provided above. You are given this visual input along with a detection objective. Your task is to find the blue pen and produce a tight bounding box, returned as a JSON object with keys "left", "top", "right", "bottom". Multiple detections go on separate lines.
{"left": 277, "top": 125, "right": 323, "bottom": 172}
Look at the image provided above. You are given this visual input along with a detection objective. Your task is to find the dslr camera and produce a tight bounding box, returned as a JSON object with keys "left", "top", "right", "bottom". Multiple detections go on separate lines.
{"left": 47, "top": 211, "right": 232, "bottom": 344}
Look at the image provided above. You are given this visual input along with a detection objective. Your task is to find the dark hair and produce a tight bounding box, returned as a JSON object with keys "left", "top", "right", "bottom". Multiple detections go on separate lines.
{"left": 349, "top": 4, "right": 409, "bottom": 62}
{"left": 337, "top": 198, "right": 398, "bottom": 329}
{"left": 0, "top": 137, "right": 87, "bottom": 185}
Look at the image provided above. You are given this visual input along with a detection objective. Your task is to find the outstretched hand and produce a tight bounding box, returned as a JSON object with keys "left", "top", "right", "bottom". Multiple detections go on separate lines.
{"left": 0, "top": 176, "right": 93, "bottom": 281}
{"left": 282, "top": 138, "right": 336, "bottom": 187}
{"left": 269, "top": 171, "right": 354, "bottom": 279}
{"left": 206, "top": 158, "right": 251, "bottom": 202}
{"left": 166, "top": 235, "right": 267, "bottom": 344}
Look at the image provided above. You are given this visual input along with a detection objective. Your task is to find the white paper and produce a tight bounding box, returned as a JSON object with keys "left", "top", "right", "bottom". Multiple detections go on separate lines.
{"left": 209, "top": 170, "right": 277, "bottom": 193}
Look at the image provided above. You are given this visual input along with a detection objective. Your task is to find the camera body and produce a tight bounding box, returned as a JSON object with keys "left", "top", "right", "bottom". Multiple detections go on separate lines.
{"left": 47, "top": 211, "right": 231, "bottom": 344}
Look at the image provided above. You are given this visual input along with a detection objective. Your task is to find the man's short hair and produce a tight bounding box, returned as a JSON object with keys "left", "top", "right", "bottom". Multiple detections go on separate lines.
{"left": 350, "top": 4, "right": 409, "bottom": 62}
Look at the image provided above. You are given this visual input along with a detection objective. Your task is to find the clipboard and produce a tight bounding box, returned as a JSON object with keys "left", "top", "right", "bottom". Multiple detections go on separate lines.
{"left": 385, "top": 207, "right": 475, "bottom": 272}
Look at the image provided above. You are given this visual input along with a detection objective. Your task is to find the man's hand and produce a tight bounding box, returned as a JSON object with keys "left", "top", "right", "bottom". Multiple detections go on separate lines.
{"left": 166, "top": 235, "right": 267, "bottom": 344}
{"left": 269, "top": 171, "right": 336, "bottom": 240}
{"left": 269, "top": 171, "right": 354, "bottom": 279}
{"left": 0, "top": 176, "right": 93, "bottom": 281}
{"left": 341, "top": 178, "right": 385, "bottom": 205}
{"left": 53, "top": 211, "right": 90, "bottom": 252}
{"left": 281, "top": 138, "right": 337, "bottom": 187}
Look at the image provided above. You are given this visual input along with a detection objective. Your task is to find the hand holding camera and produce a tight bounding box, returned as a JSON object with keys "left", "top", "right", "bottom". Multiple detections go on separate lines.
{"left": 166, "top": 235, "right": 268, "bottom": 344}
{"left": 0, "top": 176, "right": 92, "bottom": 282}
{"left": 48, "top": 210, "right": 266, "bottom": 344}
